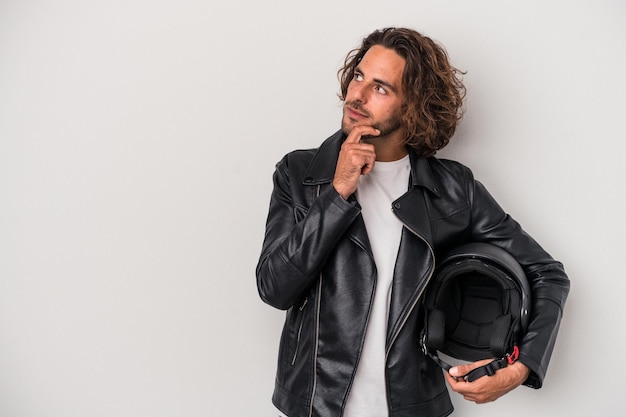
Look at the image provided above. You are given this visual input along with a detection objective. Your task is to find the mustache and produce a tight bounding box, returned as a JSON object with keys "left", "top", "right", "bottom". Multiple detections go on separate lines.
{"left": 344, "top": 101, "right": 370, "bottom": 118}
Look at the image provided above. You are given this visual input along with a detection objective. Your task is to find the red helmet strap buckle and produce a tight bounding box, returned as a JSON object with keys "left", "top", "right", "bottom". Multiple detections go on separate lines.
{"left": 507, "top": 345, "right": 520, "bottom": 365}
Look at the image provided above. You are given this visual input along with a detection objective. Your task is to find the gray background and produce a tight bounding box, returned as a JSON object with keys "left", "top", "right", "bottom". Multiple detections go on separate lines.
{"left": 1, "top": 0, "right": 624, "bottom": 416}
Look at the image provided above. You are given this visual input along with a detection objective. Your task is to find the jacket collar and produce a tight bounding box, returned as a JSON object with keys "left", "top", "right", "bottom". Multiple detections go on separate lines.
{"left": 304, "top": 130, "right": 441, "bottom": 197}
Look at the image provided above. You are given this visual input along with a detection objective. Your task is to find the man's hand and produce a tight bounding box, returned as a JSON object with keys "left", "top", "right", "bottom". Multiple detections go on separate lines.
{"left": 445, "top": 360, "right": 530, "bottom": 404}
{"left": 333, "top": 126, "right": 380, "bottom": 200}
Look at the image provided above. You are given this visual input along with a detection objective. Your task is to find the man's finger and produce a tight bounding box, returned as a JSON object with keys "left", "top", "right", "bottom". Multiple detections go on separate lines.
{"left": 449, "top": 359, "right": 494, "bottom": 378}
{"left": 345, "top": 126, "right": 380, "bottom": 143}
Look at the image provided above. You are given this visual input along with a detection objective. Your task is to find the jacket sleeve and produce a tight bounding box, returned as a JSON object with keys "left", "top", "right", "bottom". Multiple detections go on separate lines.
{"left": 469, "top": 178, "right": 570, "bottom": 388}
{"left": 256, "top": 155, "right": 361, "bottom": 310}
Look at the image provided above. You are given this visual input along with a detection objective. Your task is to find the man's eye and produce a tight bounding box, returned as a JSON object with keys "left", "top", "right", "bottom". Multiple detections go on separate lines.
{"left": 376, "top": 86, "right": 387, "bottom": 94}
{"left": 354, "top": 73, "right": 363, "bottom": 81}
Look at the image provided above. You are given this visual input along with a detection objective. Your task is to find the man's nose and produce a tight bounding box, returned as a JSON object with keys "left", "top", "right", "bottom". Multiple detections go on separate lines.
{"left": 350, "top": 83, "right": 368, "bottom": 103}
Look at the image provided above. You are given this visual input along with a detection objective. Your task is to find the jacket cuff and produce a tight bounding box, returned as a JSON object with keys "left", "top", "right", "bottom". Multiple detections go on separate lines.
{"left": 518, "top": 355, "right": 543, "bottom": 389}
{"left": 325, "top": 183, "right": 361, "bottom": 214}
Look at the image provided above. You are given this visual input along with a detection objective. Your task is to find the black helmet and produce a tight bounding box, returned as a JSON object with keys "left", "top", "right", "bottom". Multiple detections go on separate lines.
{"left": 420, "top": 242, "right": 531, "bottom": 381}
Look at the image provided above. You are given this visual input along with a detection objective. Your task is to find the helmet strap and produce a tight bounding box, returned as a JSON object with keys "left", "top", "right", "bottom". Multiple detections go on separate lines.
{"left": 421, "top": 333, "right": 521, "bottom": 383}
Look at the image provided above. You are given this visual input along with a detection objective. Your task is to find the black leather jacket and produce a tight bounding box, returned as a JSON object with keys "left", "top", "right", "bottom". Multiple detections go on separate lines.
{"left": 257, "top": 131, "right": 570, "bottom": 417}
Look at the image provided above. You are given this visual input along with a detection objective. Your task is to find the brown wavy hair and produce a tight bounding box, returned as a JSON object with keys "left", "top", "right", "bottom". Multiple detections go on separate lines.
{"left": 339, "top": 27, "right": 466, "bottom": 156}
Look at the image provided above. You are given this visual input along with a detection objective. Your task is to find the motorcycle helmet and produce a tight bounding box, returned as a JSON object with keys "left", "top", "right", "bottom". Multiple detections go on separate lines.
{"left": 420, "top": 242, "right": 531, "bottom": 381}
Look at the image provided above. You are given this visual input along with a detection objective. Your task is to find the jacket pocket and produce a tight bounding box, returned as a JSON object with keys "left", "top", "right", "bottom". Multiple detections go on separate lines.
{"left": 276, "top": 296, "right": 309, "bottom": 386}
{"left": 289, "top": 297, "right": 308, "bottom": 366}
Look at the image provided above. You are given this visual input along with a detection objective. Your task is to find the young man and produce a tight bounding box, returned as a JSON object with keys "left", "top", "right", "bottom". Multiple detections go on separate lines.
{"left": 257, "top": 27, "right": 569, "bottom": 417}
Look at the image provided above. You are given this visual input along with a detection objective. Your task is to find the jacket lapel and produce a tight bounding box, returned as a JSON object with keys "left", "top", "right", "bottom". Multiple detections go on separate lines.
{"left": 386, "top": 154, "right": 440, "bottom": 348}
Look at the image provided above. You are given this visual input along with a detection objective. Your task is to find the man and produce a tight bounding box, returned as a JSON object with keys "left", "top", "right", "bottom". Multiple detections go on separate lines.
{"left": 256, "top": 27, "right": 569, "bottom": 417}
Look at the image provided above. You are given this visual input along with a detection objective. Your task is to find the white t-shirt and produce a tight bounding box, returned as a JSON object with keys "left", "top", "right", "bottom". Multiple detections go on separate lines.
{"left": 344, "top": 155, "right": 410, "bottom": 416}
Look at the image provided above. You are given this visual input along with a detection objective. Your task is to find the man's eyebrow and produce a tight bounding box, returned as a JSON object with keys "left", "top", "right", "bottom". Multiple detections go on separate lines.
{"left": 355, "top": 66, "right": 399, "bottom": 93}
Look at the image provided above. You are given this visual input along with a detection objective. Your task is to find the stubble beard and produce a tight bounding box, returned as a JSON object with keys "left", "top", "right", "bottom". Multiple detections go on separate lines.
{"left": 341, "top": 102, "right": 404, "bottom": 141}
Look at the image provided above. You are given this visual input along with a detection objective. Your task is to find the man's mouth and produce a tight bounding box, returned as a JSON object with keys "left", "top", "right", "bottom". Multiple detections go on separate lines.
{"left": 345, "top": 103, "right": 368, "bottom": 120}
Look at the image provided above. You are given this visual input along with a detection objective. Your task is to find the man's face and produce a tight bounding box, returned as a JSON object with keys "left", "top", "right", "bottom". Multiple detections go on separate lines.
{"left": 342, "top": 45, "right": 406, "bottom": 139}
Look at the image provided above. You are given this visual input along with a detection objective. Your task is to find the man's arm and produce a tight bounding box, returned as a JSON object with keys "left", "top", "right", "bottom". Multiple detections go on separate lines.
{"left": 469, "top": 179, "right": 570, "bottom": 387}
{"left": 444, "top": 176, "right": 570, "bottom": 402}
{"left": 257, "top": 126, "right": 380, "bottom": 310}
{"left": 256, "top": 159, "right": 360, "bottom": 310}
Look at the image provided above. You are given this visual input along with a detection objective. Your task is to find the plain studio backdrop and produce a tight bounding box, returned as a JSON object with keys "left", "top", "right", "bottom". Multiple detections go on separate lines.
{"left": 1, "top": 0, "right": 624, "bottom": 416}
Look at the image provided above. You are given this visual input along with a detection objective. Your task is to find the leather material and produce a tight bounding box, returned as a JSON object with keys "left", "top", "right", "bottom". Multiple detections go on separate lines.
{"left": 257, "top": 130, "right": 570, "bottom": 416}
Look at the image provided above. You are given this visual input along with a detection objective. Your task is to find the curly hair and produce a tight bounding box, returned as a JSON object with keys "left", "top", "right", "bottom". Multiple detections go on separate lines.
{"left": 339, "top": 27, "right": 466, "bottom": 156}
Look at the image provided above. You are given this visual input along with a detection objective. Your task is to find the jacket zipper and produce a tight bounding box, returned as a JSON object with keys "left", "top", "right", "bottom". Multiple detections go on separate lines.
{"left": 308, "top": 274, "right": 323, "bottom": 417}
{"left": 384, "top": 222, "right": 436, "bottom": 413}
{"left": 290, "top": 297, "right": 309, "bottom": 365}
{"left": 386, "top": 221, "right": 435, "bottom": 355}
{"left": 308, "top": 184, "right": 322, "bottom": 417}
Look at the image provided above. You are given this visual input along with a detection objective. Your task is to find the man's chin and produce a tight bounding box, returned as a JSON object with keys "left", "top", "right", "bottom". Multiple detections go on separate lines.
{"left": 341, "top": 119, "right": 372, "bottom": 136}
{"left": 340, "top": 119, "right": 352, "bottom": 136}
